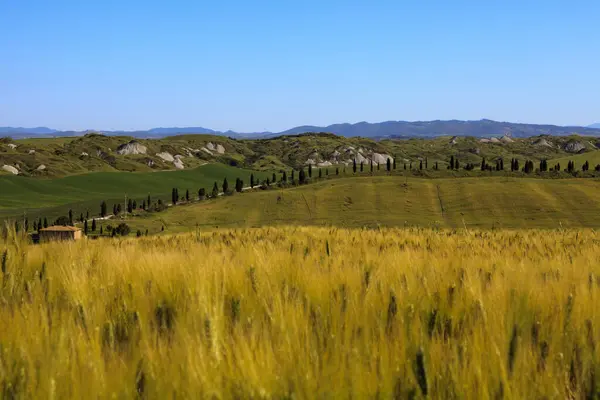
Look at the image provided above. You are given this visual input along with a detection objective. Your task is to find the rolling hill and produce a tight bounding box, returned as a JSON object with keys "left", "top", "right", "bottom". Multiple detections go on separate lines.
{"left": 117, "top": 176, "right": 600, "bottom": 235}
{"left": 2, "top": 132, "right": 600, "bottom": 178}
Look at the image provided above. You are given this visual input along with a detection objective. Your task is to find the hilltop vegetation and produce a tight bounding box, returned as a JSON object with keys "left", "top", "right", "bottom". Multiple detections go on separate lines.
{"left": 1, "top": 132, "right": 599, "bottom": 177}
{"left": 1, "top": 227, "right": 599, "bottom": 398}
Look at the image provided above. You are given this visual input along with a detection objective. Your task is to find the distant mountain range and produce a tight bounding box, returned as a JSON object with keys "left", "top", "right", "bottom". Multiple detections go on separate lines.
{"left": 2, "top": 120, "right": 600, "bottom": 140}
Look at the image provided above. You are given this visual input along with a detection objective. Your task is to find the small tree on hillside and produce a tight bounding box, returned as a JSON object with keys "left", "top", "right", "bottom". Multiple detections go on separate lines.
{"left": 38, "top": 217, "right": 42, "bottom": 232}
{"left": 336, "top": 167, "right": 339, "bottom": 175}
{"left": 308, "top": 164, "right": 312, "bottom": 178}
{"left": 360, "top": 161, "right": 364, "bottom": 172}
{"left": 419, "top": 160, "right": 423, "bottom": 170}
{"left": 370, "top": 159, "right": 374, "bottom": 173}
{"left": 353, "top": 159, "right": 357, "bottom": 174}
{"left": 186, "top": 189, "right": 190, "bottom": 202}
{"left": 68, "top": 209, "right": 73, "bottom": 226}
{"left": 132, "top": 200, "right": 137, "bottom": 209}
{"left": 282, "top": 171, "right": 287, "bottom": 182}
{"left": 84, "top": 220, "right": 88, "bottom": 235}
{"left": 250, "top": 173, "right": 255, "bottom": 188}
{"left": 92, "top": 219, "right": 96, "bottom": 232}
{"left": 272, "top": 173, "right": 276, "bottom": 183}
{"left": 43, "top": 217, "right": 48, "bottom": 228}
{"left": 299, "top": 168, "right": 306, "bottom": 184}
{"left": 80, "top": 213, "right": 84, "bottom": 223}
{"left": 212, "top": 182, "right": 219, "bottom": 197}
{"left": 454, "top": 159, "right": 459, "bottom": 170}
{"left": 222, "top": 178, "right": 229, "bottom": 194}
{"left": 387, "top": 158, "right": 391, "bottom": 172}
{"left": 291, "top": 170, "right": 295, "bottom": 182}
{"left": 198, "top": 188, "right": 206, "bottom": 199}
{"left": 393, "top": 157, "right": 397, "bottom": 170}
{"left": 127, "top": 199, "right": 133, "bottom": 214}
{"left": 425, "top": 157, "right": 428, "bottom": 169}
{"left": 171, "top": 188, "right": 178, "bottom": 205}
{"left": 449, "top": 155, "right": 455, "bottom": 170}
{"left": 318, "top": 168, "right": 322, "bottom": 178}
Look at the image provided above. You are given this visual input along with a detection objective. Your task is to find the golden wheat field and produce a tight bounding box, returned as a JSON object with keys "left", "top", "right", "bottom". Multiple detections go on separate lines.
{"left": 1, "top": 226, "right": 600, "bottom": 399}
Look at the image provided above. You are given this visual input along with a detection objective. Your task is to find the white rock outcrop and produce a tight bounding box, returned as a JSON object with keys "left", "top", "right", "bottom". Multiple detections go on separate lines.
{"left": 216, "top": 144, "right": 225, "bottom": 154}
{"left": 564, "top": 141, "right": 586, "bottom": 153}
{"left": 80, "top": 152, "right": 89, "bottom": 157}
{"left": 36, "top": 164, "right": 46, "bottom": 171}
{"left": 156, "top": 152, "right": 175, "bottom": 162}
{"left": 500, "top": 135, "right": 514, "bottom": 143}
{"left": 28, "top": 149, "right": 36, "bottom": 154}
{"left": 371, "top": 153, "right": 393, "bottom": 165}
{"left": 117, "top": 141, "right": 147, "bottom": 155}
{"left": 206, "top": 142, "right": 216, "bottom": 151}
{"left": 201, "top": 147, "right": 213, "bottom": 155}
{"left": 7, "top": 144, "right": 17, "bottom": 149}
{"left": 2, "top": 165, "right": 18, "bottom": 175}
{"left": 173, "top": 159, "right": 184, "bottom": 169}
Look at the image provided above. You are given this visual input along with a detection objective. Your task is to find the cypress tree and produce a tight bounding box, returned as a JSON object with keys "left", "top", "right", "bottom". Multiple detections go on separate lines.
{"left": 308, "top": 163, "right": 312, "bottom": 178}
{"left": 272, "top": 172, "right": 276, "bottom": 182}
{"left": 319, "top": 168, "right": 322, "bottom": 178}
{"left": 326, "top": 168, "right": 329, "bottom": 176}
{"left": 84, "top": 220, "right": 88, "bottom": 235}
{"left": 33, "top": 221, "right": 37, "bottom": 232}
{"left": 299, "top": 168, "right": 306, "bottom": 184}
{"left": 212, "top": 182, "right": 219, "bottom": 197}
{"left": 186, "top": 189, "right": 190, "bottom": 201}
{"left": 404, "top": 163, "right": 406, "bottom": 170}
{"left": 387, "top": 158, "right": 391, "bottom": 171}
{"left": 80, "top": 213, "right": 84, "bottom": 223}
{"left": 370, "top": 159, "right": 374, "bottom": 173}
{"left": 425, "top": 157, "right": 428, "bottom": 169}
{"left": 198, "top": 188, "right": 206, "bottom": 199}
{"left": 360, "top": 161, "right": 364, "bottom": 172}
{"left": 393, "top": 157, "right": 397, "bottom": 169}
{"left": 282, "top": 171, "right": 287, "bottom": 182}
{"left": 500, "top": 159, "right": 504, "bottom": 170}
{"left": 147, "top": 195, "right": 151, "bottom": 208}
{"left": 250, "top": 173, "right": 255, "bottom": 188}
{"left": 142, "top": 200, "right": 146, "bottom": 210}
{"left": 43, "top": 217, "right": 48, "bottom": 228}
{"left": 222, "top": 178, "right": 229, "bottom": 194}
{"left": 481, "top": 158, "right": 486, "bottom": 171}
{"left": 454, "top": 159, "right": 459, "bottom": 170}
{"left": 435, "top": 161, "right": 439, "bottom": 170}
{"left": 450, "top": 155, "right": 455, "bottom": 170}
{"left": 127, "top": 199, "right": 133, "bottom": 213}
{"left": 38, "top": 217, "right": 42, "bottom": 232}
{"left": 100, "top": 226, "right": 103, "bottom": 235}
{"left": 132, "top": 200, "right": 137, "bottom": 209}
{"left": 353, "top": 158, "right": 357, "bottom": 173}
{"left": 336, "top": 167, "right": 339, "bottom": 175}
{"left": 25, "top": 218, "right": 29, "bottom": 232}
{"left": 92, "top": 219, "right": 96, "bottom": 232}
{"left": 377, "top": 162, "right": 380, "bottom": 170}
{"left": 291, "top": 170, "right": 295, "bottom": 182}
{"left": 69, "top": 209, "right": 73, "bottom": 226}
{"left": 419, "top": 160, "right": 423, "bottom": 170}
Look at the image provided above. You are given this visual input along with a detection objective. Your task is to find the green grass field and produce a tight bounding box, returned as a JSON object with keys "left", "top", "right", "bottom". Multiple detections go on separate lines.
{"left": 549, "top": 149, "right": 600, "bottom": 169}
{"left": 114, "top": 175, "right": 600, "bottom": 234}
{"left": 0, "top": 163, "right": 271, "bottom": 220}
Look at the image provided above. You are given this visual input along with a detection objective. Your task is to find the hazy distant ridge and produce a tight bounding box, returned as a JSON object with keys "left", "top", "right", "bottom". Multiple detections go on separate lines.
{"left": 2, "top": 119, "right": 600, "bottom": 139}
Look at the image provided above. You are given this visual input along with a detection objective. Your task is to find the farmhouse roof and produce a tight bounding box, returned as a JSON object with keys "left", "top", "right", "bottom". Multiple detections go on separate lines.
{"left": 40, "top": 226, "right": 82, "bottom": 232}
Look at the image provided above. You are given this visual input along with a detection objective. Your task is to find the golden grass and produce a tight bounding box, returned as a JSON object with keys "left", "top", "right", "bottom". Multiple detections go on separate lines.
{"left": 1, "top": 227, "right": 600, "bottom": 398}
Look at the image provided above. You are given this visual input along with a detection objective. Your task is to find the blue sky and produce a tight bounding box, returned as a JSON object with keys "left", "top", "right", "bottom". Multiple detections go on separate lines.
{"left": 1, "top": 0, "right": 599, "bottom": 132}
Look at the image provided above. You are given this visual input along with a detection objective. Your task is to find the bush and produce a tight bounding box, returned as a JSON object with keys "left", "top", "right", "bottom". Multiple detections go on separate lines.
{"left": 114, "top": 223, "right": 131, "bottom": 236}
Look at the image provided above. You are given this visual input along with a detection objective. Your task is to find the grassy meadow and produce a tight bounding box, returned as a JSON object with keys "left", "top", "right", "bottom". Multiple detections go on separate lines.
{"left": 0, "top": 163, "right": 271, "bottom": 220}
{"left": 1, "top": 226, "right": 600, "bottom": 398}
{"left": 117, "top": 176, "right": 600, "bottom": 235}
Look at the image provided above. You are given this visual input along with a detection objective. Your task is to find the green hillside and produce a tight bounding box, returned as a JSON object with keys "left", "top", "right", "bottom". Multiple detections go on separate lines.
{"left": 0, "top": 164, "right": 271, "bottom": 220}
{"left": 118, "top": 176, "right": 600, "bottom": 234}
{"left": 2, "top": 132, "right": 599, "bottom": 177}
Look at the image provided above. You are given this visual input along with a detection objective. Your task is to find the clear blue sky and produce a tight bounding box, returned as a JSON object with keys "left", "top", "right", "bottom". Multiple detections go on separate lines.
{"left": 1, "top": 0, "right": 599, "bottom": 132}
